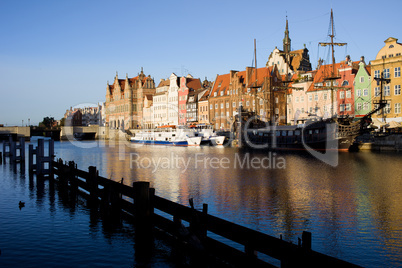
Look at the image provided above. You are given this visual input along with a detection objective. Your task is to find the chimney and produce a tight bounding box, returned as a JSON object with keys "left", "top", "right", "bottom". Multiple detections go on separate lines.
{"left": 360, "top": 56, "right": 365, "bottom": 64}
{"left": 246, "top": 67, "right": 253, "bottom": 87}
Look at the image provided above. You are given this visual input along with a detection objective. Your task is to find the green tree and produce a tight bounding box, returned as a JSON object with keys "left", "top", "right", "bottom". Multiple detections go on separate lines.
{"left": 40, "top": 116, "right": 55, "bottom": 128}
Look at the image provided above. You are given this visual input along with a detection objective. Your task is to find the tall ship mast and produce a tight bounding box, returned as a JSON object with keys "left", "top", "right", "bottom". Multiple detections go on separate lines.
{"left": 318, "top": 9, "right": 347, "bottom": 118}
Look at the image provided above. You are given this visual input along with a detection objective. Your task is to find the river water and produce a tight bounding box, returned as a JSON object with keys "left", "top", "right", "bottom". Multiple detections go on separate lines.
{"left": 1, "top": 139, "right": 401, "bottom": 267}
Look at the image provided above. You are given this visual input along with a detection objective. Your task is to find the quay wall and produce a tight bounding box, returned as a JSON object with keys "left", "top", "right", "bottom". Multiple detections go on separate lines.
{"left": 372, "top": 134, "right": 402, "bottom": 152}
{"left": 0, "top": 126, "right": 30, "bottom": 139}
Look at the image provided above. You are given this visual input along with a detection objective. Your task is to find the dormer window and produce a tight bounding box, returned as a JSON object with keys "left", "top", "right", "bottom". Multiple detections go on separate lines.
{"left": 220, "top": 91, "right": 224, "bottom": 96}
{"left": 389, "top": 45, "right": 394, "bottom": 48}
{"left": 214, "top": 92, "right": 217, "bottom": 97}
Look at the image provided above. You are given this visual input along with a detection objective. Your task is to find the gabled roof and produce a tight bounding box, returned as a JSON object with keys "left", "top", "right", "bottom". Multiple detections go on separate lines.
{"left": 199, "top": 89, "right": 210, "bottom": 102}
{"left": 307, "top": 61, "right": 357, "bottom": 92}
{"left": 210, "top": 73, "right": 231, "bottom": 97}
{"left": 186, "top": 78, "right": 203, "bottom": 90}
{"left": 157, "top": 79, "right": 170, "bottom": 88}
{"left": 247, "top": 67, "right": 274, "bottom": 88}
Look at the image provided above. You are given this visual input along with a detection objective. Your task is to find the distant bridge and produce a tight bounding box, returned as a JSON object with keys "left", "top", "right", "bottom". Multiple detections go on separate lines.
{"left": 0, "top": 127, "right": 30, "bottom": 140}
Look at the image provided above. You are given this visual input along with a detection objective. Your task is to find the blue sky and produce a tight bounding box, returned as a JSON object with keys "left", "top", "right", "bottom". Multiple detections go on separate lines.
{"left": 1, "top": 0, "right": 401, "bottom": 126}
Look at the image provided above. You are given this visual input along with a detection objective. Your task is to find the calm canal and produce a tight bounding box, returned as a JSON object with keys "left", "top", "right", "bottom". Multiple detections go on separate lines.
{"left": 1, "top": 139, "right": 401, "bottom": 267}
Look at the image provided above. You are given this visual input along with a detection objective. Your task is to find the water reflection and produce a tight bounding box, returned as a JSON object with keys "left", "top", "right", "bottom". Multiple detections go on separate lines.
{"left": 51, "top": 140, "right": 402, "bottom": 267}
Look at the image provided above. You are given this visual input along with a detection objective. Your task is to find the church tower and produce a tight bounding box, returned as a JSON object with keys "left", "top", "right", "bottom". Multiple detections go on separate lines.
{"left": 283, "top": 18, "right": 291, "bottom": 55}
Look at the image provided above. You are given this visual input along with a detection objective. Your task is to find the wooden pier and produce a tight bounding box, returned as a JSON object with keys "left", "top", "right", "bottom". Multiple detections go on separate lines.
{"left": 50, "top": 160, "right": 360, "bottom": 267}
{"left": 2, "top": 138, "right": 362, "bottom": 267}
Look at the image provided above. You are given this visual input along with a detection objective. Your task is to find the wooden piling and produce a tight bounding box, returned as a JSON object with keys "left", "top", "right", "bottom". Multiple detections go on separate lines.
{"left": 0, "top": 152, "right": 2, "bottom": 164}
{"left": 302, "top": 231, "right": 312, "bottom": 251}
{"left": 87, "top": 166, "right": 99, "bottom": 205}
{"left": 133, "top": 181, "right": 151, "bottom": 222}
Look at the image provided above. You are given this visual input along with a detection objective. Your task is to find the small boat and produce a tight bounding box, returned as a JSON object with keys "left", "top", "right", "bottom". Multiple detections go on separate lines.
{"left": 130, "top": 125, "right": 201, "bottom": 146}
{"left": 192, "top": 124, "right": 225, "bottom": 146}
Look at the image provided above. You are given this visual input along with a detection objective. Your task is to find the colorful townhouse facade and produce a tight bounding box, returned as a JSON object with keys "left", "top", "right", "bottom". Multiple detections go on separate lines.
{"left": 208, "top": 66, "right": 284, "bottom": 130}
{"left": 198, "top": 89, "right": 210, "bottom": 124}
{"left": 336, "top": 56, "right": 358, "bottom": 118}
{"left": 167, "top": 73, "right": 180, "bottom": 126}
{"left": 178, "top": 75, "right": 203, "bottom": 125}
{"left": 153, "top": 79, "right": 170, "bottom": 127}
{"left": 105, "top": 69, "right": 155, "bottom": 130}
{"left": 287, "top": 72, "right": 314, "bottom": 124}
{"left": 371, "top": 37, "right": 402, "bottom": 122}
{"left": 354, "top": 58, "right": 372, "bottom": 118}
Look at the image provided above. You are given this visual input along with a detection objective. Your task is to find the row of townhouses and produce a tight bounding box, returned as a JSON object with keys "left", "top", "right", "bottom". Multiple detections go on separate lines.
{"left": 104, "top": 20, "right": 402, "bottom": 131}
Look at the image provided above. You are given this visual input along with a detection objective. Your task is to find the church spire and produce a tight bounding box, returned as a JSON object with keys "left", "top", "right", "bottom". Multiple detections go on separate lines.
{"left": 283, "top": 16, "right": 291, "bottom": 54}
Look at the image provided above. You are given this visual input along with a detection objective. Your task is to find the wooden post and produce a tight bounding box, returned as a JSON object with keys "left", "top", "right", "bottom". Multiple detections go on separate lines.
{"left": 133, "top": 181, "right": 151, "bottom": 222}
{"left": 0, "top": 152, "right": 2, "bottom": 164}
{"left": 133, "top": 181, "right": 154, "bottom": 265}
{"left": 10, "top": 137, "right": 16, "bottom": 162}
{"left": 28, "top": 144, "right": 33, "bottom": 171}
{"left": 68, "top": 161, "right": 78, "bottom": 197}
{"left": 49, "top": 139, "right": 54, "bottom": 172}
{"left": 20, "top": 137, "right": 26, "bottom": 162}
{"left": 88, "top": 166, "right": 99, "bottom": 205}
{"left": 302, "top": 231, "right": 312, "bottom": 251}
{"left": 37, "top": 139, "right": 44, "bottom": 175}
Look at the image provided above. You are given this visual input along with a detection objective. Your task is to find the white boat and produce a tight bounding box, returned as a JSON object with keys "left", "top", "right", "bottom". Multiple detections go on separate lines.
{"left": 130, "top": 125, "right": 201, "bottom": 146}
{"left": 192, "top": 124, "right": 225, "bottom": 146}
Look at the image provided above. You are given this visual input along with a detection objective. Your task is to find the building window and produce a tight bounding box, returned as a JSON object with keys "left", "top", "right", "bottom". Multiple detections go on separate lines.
{"left": 375, "top": 87, "right": 381, "bottom": 96}
{"left": 340, "top": 104, "right": 345, "bottom": 112}
{"left": 385, "top": 103, "right": 391, "bottom": 114}
{"left": 363, "top": 89, "right": 368, "bottom": 96}
{"left": 346, "top": 104, "right": 351, "bottom": 111}
{"left": 374, "top": 70, "right": 380, "bottom": 78}
{"left": 221, "top": 103, "right": 224, "bottom": 109}
{"left": 384, "top": 68, "right": 390, "bottom": 78}
{"left": 395, "top": 85, "right": 401, "bottom": 95}
{"left": 360, "top": 77, "right": 365, "bottom": 83}
{"left": 210, "top": 104, "right": 213, "bottom": 110}
{"left": 215, "top": 104, "right": 218, "bottom": 109}
{"left": 363, "top": 102, "right": 368, "bottom": 110}
{"left": 357, "top": 89, "right": 362, "bottom": 97}
{"left": 300, "top": 95, "right": 304, "bottom": 102}
{"left": 357, "top": 103, "right": 362, "bottom": 111}
{"left": 226, "top": 102, "right": 229, "bottom": 108}
{"left": 259, "top": 99, "right": 263, "bottom": 105}
{"left": 342, "top": 80, "right": 349, "bottom": 86}
{"left": 275, "top": 97, "right": 278, "bottom": 104}
{"left": 220, "top": 91, "right": 224, "bottom": 96}
{"left": 308, "top": 95, "right": 312, "bottom": 102}
{"left": 346, "top": 91, "right": 351, "bottom": 98}
{"left": 296, "top": 97, "right": 299, "bottom": 103}
{"left": 384, "top": 85, "right": 390, "bottom": 96}
{"left": 395, "top": 67, "right": 401, "bottom": 78}
{"left": 340, "top": 91, "right": 345, "bottom": 99}
{"left": 395, "top": 103, "right": 401, "bottom": 114}
{"left": 323, "top": 93, "right": 327, "bottom": 100}
{"left": 246, "top": 101, "right": 250, "bottom": 107}
{"left": 214, "top": 92, "right": 217, "bottom": 97}
{"left": 233, "top": 102, "right": 236, "bottom": 107}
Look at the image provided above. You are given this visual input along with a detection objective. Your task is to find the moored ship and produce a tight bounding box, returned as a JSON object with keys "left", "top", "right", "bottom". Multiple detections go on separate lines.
{"left": 130, "top": 125, "right": 201, "bottom": 146}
